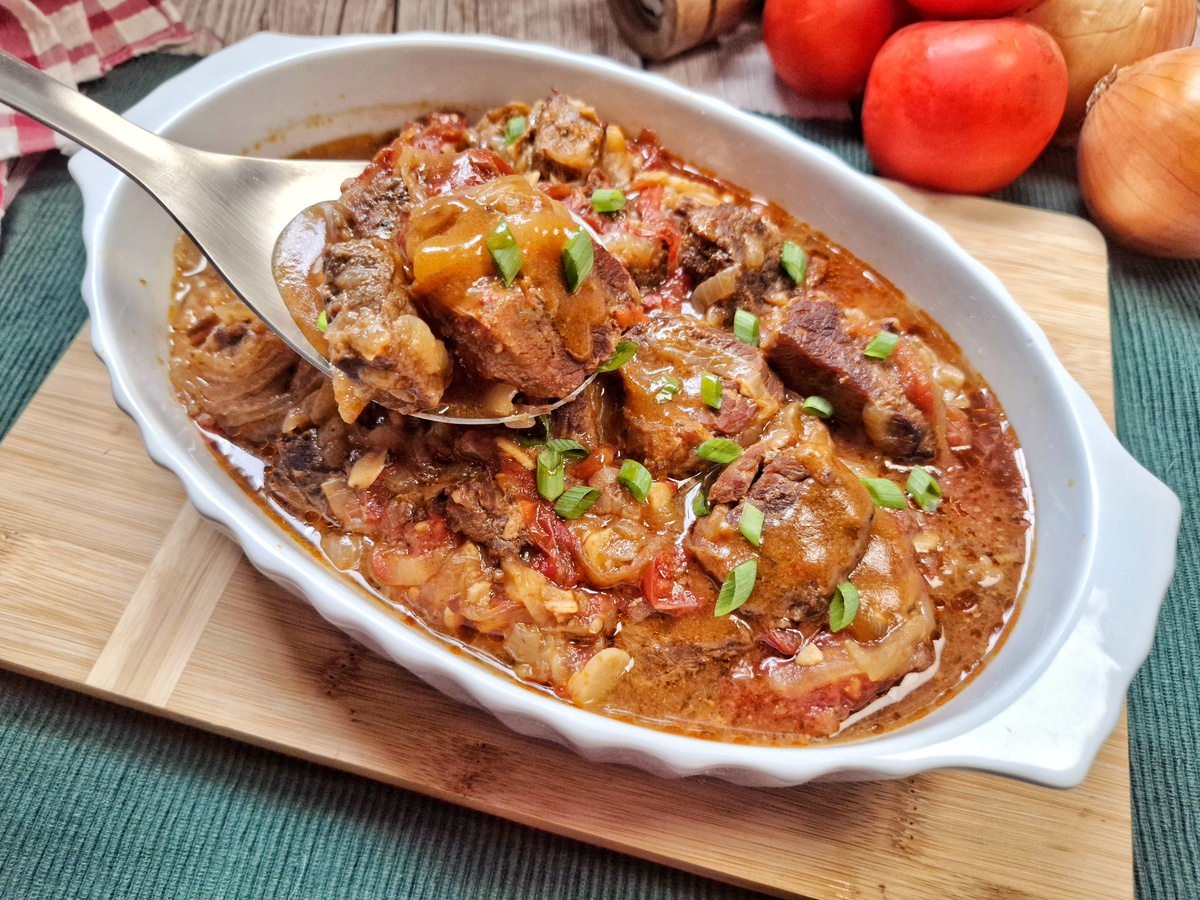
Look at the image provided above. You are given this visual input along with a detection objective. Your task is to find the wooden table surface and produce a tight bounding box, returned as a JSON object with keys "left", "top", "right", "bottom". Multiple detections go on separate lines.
{"left": 171, "top": 0, "right": 844, "bottom": 119}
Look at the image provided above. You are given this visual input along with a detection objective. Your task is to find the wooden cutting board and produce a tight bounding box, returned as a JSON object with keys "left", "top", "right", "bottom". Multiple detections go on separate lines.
{"left": 0, "top": 187, "right": 1125, "bottom": 900}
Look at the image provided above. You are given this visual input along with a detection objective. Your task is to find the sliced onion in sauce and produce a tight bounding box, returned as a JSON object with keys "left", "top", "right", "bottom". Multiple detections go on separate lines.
{"left": 691, "top": 264, "right": 741, "bottom": 310}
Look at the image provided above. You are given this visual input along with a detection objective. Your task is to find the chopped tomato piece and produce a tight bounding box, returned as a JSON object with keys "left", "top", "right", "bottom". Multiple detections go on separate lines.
{"left": 641, "top": 554, "right": 703, "bottom": 615}
{"left": 891, "top": 338, "right": 936, "bottom": 421}
{"left": 528, "top": 503, "right": 583, "bottom": 587}
{"left": 568, "top": 444, "right": 615, "bottom": 482}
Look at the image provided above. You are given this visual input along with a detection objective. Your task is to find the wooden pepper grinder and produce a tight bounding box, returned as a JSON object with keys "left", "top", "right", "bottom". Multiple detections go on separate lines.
{"left": 608, "top": 0, "right": 757, "bottom": 61}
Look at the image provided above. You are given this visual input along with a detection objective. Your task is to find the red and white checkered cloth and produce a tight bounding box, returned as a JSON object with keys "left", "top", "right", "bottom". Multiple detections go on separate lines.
{"left": 0, "top": 0, "right": 189, "bottom": 218}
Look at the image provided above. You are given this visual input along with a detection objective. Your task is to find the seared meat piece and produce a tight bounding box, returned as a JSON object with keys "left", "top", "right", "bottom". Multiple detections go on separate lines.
{"left": 552, "top": 379, "right": 617, "bottom": 449}
{"left": 678, "top": 202, "right": 781, "bottom": 283}
{"left": 404, "top": 174, "right": 639, "bottom": 399}
{"left": 686, "top": 416, "right": 874, "bottom": 625}
{"left": 323, "top": 238, "right": 453, "bottom": 422}
{"left": 265, "top": 428, "right": 341, "bottom": 514}
{"left": 752, "top": 510, "right": 936, "bottom": 736}
{"left": 335, "top": 170, "right": 409, "bottom": 239}
{"left": 529, "top": 92, "right": 605, "bottom": 181}
{"left": 445, "top": 475, "right": 523, "bottom": 556}
{"left": 617, "top": 316, "right": 784, "bottom": 478}
{"left": 615, "top": 613, "right": 753, "bottom": 683}
{"left": 676, "top": 202, "right": 793, "bottom": 321}
{"left": 762, "top": 295, "right": 936, "bottom": 461}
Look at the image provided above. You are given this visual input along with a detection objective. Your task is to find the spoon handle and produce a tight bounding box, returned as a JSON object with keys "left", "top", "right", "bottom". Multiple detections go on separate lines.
{"left": 0, "top": 50, "right": 184, "bottom": 193}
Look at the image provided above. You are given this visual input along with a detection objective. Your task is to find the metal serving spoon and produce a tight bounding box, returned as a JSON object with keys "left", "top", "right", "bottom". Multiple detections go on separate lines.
{"left": 0, "top": 51, "right": 589, "bottom": 426}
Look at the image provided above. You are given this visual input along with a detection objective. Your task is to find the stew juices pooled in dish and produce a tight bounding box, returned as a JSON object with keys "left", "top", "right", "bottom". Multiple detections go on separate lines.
{"left": 169, "top": 94, "right": 1032, "bottom": 743}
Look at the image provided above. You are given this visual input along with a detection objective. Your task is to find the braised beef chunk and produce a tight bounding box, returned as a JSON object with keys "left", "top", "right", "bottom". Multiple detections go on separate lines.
{"left": 323, "top": 238, "right": 453, "bottom": 420}
{"left": 616, "top": 316, "right": 784, "bottom": 478}
{"left": 445, "top": 475, "right": 521, "bottom": 556}
{"left": 763, "top": 296, "right": 935, "bottom": 461}
{"left": 405, "top": 173, "right": 638, "bottom": 400}
{"left": 678, "top": 202, "right": 781, "bottom": 283}
{"left": 529, "top": 92, "right": 605, "bottom": 181}
{"left": 264, "top": 428, "right": 341, "bottom": 515}
{"left": 615, "top": 614, "right": 753, "bottom": 683}
{"left": 686, "top": 421, "right": 874, "bottom": 624}
{"left": 336, "top": 172, "right": 409, "bottom": 239}
{"left": 553, "top": 379, "right": 616, "bottom": 448}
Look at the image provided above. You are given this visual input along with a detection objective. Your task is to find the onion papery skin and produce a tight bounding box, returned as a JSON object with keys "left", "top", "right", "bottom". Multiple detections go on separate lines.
{"left": 1018, "top": 0, "right": 1198, "bottom": 140}
{"left": 1078, "top": 47, "right": 1200, "bottom": 259}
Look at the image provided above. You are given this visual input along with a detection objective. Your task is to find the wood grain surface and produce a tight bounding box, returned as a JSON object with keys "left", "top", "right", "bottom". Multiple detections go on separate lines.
{"left": 0, "top": 190, "right": 1129, "bottom": 900}
{"left": 169, "top": 0, "right": 847, "bottom": 118}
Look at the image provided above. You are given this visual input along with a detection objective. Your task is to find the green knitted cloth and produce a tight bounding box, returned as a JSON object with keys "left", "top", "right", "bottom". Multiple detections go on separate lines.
{"left": 1, "top": 53, "right": 1196, "bottom": 899}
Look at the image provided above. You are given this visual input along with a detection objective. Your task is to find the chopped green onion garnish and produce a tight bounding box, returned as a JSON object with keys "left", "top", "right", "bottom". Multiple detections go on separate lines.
{"left": 596, "top": 341, "right": 638, "bottom": 373}
{"left": 738, "top": 502, "right": 764, "bottom": 547}
{"left": 864, "top": 331, "right": 899, "bottom": 360}
{"left": 591, "top": 188, "right": 626, "bottom": 213}
{"left": 696, "top": 438, "right": 742, "bottom": 464}
{"left": 715, "top": 559, "right": 758, "bottom": 617}
{"left": 802, "top": 395, "right": 833, "bottom": 418}
{"left": 504, "top": 115, "right": 526, "bottom": 145}
{"left": 537, "top": 415, "right": 552, "bottom": 440}
{"left": 316, "top": 309, "right": 328, "bottom": 333}
{"left": 562, "top": 229, "right": 594, "bottom": 294}
{"left": 781, "top": 240, "right": 808, "bottom": 285}
{"left": 537, "top": 450, "right": 565, "bottom": 501}
{"left": 907, "top": 465, "right": 943, "bottom": 513}
{"left": 733, "top": 309, "right": 760, "bottom": 346}
{"left": 545, "top": 438, "right": 589, "bottom": 462}
{"left": 554, "top": 485, "right": 600, "bottom": 519}
{"left": 692, "top": 484, "right": 711, "bottom": 517}
{"left": 617, "top": 459, "right": 652, "bottom": 503}
{"left": 700, "top": 372, "right": 722, "bottom": 410}
{"left": 486, "top": 218, "right": 523, "bottom": 287}
{"left": 829, "top": 582, "right": 860, "bottom": 632}
{"left": 651, "top": 374, "right": 682, "bottom": 403}
{"left": 860, "top": 477, "right": 907, "bottom": 510}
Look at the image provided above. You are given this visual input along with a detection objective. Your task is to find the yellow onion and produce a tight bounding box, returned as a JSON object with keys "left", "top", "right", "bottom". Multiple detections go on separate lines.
{"left": 1017, "top": 0, "right": 1197, "bottom": 139}
{"left": 1078, "top": 47, "right": 1200, "bottom": 258}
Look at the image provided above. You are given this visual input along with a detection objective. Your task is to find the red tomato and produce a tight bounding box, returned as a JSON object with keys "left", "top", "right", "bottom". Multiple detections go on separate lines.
{"left": 862, "top": 20, "right": 1067, "bottom": 194}
{"left": 908, "top": 0, "right": 1023, "bottom": 16}
{"left": 763, "top": 0, "right": 912, "bottom": 102}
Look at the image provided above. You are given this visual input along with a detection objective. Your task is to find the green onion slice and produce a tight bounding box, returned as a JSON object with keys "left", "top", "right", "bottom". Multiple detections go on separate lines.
{"left": 733, "top": 309, "right": 760, "bottom": 346}
{"left": 801, "top": 395, "right": 833, "bottom": 419}
{"left": 864, "top": 331, "right": 899, "bottom": 360}
{"left": 691, "top": 484, "right": 711, "bottom": 517}
{"left": 596, "top": 341, "right": 638, "bottom": 373}
{"left": 651, "top": 374, "right": 682, "bottom": 403}
{"left": 316, "top": 309, "right": 328, "bottom": 333}
{"left": 907, "top": 465, "right": 943, "bottom": 513}
{"left": 544, "top": 438, "right": 589, "bottom": 462}
{"left": 537, "top": 451, "right": 565, "bottom": 502}
{"left": 504, "top": 115, "right": 526, "bottom": 146}
{"left": 701, "top": 372, "right": 723, "bottom": 410}
{"left": 738, "top": 502, "right": 764, "bottom": 547}
{"left": 695, "top": 438, "right": 743, "bottom": 465}
{"left": 781, "top": 240, "right": 808, "bottom": 285}
{"left": 554, "top": 485, "right": 600, "bottom": 520}
{"left": 829, "top": 582, "right": 860, "bottom": 632}
{"left": 715, "top": 559, "right": 758, "bottom": 617}
{"left": 537, "top": 415, "right": 552, "bottom": 440}
{"left": 860, "top": 477, "right": 907, "bottom": 510}
{"left": 486, "top": 218, "right": 523, "bottom": 287}
{"left": 562, "top": 229, "right": 594, "bottom": 294}
{"left": 590, "top": 188, "right": 626, "bottom": 213}
{"left": 617, "top": 459, "right": 653, "bottom": 503}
